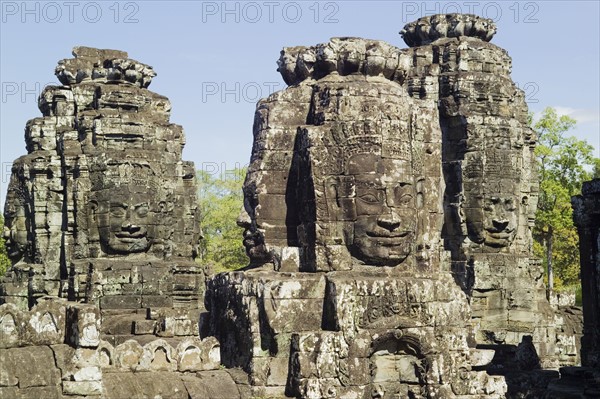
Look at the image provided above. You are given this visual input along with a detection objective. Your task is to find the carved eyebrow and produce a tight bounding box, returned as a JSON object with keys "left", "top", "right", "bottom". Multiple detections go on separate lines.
{"left": 355, "top": 181, "right": 383, "bottom": 189}
{"left": 134, "top": 203, "right": 149, "bottom": 208}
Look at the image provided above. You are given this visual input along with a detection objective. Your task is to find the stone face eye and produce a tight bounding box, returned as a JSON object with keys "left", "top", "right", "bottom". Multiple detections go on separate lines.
{"left": 359, "top": 193, "right": 380, "bottom": 204}
{"left": 392, "top": 183, "right": 413, "bottom": 205}
{"left": 505, "top": 199, "right": 516, "bottom": 211}
{"left": 136, "top": 204, "right": 149, "bottom": 217}
{"left": 110, "top": 204, "right": 127, "bottom": 218}
{"left": 398, "top": 193, "right": 413, "bottom": 205}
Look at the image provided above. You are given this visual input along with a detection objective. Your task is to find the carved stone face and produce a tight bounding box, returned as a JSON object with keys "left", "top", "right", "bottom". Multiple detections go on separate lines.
{"left": 482, "top": 195, "right": 518, "bottom": 247}
{"left": 237, "top": 206, "right": 269, "bottom": 265}
{"left": 277, "top": 49, "right": 298, "bottom": 85}
{"left": 92, "top": 188, "right": 154, "bottom": 254}
{"left": 3, "top": 198, "right": 28, "bottom": 262}
{"left": 465, "top": 194, "right": 518, "bottom": 248}
{"left": 338, "top": 154, "right": 417, "bottom": 266}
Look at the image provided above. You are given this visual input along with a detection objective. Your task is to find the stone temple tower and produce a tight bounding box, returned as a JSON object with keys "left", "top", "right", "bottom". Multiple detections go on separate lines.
{"left": 1, "top": 47, "right": 203, "bottom": 314}
{"left": 206, "top": 13, "right": 581, "bottom": 398}
{"left": 0, "top": 15, "right": 584, "bottom": 399}
{"left": 0, "top": 47, "right": 228, "bottom": 399}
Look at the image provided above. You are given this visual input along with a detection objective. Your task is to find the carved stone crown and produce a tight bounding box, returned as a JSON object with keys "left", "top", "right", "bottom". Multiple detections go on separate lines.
{"left": 55, "top": 46, "right": 156, "bottom": 88}
{"left": 400, "top": 13, "right": 496, "bottom": 47}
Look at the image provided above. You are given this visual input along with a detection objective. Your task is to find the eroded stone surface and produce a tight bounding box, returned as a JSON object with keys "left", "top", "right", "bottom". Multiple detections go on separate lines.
{"left": 209, "top": 13, "right": 581, "bottom": 399}
{"left": 0, "top": 15, "right": 587, "bottom": 399}
{"left": 1, "top": 46, "right": 202, "bottom": 312}
{"left": 546, "top": 179, "right": 600, "bottom": 396}
{"left": 573, "top": 179, "right": 600, "bottom": 368}
{"left": 0, "top": 47, "right": 222, "bottom": 399}
{"left": 400, "top": 14, "right": 497, "bottom": 47}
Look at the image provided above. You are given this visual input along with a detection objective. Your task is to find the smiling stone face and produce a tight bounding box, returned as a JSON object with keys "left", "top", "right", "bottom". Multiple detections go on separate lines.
{"left": 2, "top": 175, "right": 30, "bottom": 263}
{"left": 464, "top": 188, "right": 520, "bottom": 248}
{"left": 92, "top": 186, "right": 155, "bottom": 255}
{"left": 481, "top": 195, "right": 518, "bottom": 247}
{"left": 465, "top": 192, "right": 519, "bottom": 248}
{"left": 3, "top": 201, "right": 29, "bottom": 262}
{"left": 337, "top": 153, "right": 417, "bottom": 266}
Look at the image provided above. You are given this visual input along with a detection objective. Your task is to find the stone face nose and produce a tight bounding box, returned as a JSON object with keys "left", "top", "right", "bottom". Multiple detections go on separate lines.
{"left": 122, "top": 223, "right": 141, "bottom": 232}
{"left": 377, "top": 212, "right": 402, "bottom": 231}
{"left": 492, "top": 219, "right": 509, "bottom": 231}
{"left": 236, "top": 207, "right": 251, "bottom": 228}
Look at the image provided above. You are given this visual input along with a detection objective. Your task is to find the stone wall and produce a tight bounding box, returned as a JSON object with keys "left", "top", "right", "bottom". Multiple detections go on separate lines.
{"left": 542, "top": 180, "right": 600, "bottom": 396}
{"left": 0, "top": 299, "right": 232, "bottom": 398}
{"left": 573, "top": 179, "right": 600, "bottom": 367}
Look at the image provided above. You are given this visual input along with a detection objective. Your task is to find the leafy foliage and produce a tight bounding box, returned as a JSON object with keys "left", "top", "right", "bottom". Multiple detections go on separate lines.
{"left": 0, "top": 214, "right": 11, "bottom": 277}
{"left": 197, "top": 168, "right": 248, "bottom": 272}
{"left": 593, "top": 157, "right": 600, "bottom": 179}
{"left": 533, "top": 107, "right": 597, "bottom": 289}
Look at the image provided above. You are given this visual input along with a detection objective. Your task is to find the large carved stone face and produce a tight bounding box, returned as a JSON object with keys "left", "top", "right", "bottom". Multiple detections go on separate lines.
{"left": 339, "top": 154, "right": 417, "bottom": 266}
{"left": 465, "top": 194, "right": 518, "bottom": 248}
{"left": 3, "top": 192, "right": 29, "bottom": 262}
{"left": 3, "top": 208, "right": 28, "bottom": 262}
{"left": 92, "top": 188, "right": 154, "bottom": 254}
{"left": 236, "top": 206, "right": 269, "bottom": 264}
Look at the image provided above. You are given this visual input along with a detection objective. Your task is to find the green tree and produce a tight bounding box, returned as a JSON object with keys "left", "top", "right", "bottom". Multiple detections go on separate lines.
{"left": 533, "top": 107, "right": 597, "bottom": 294}
{"left": 593, "top": 157, "right": 600, "bottom": 179}
{"left": 197, "top": 168, "right": 248, "bottom": 273}
{"left": 0, "top": 214, "right": 11, "bottom": 277}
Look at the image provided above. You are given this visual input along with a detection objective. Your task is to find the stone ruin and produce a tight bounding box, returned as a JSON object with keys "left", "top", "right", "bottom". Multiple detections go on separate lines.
{"left": 0, "top": 46, "right": 230, "bottom": 399}
{"left": 573, "top": 179, "right": 600, "bottom": 370}
{"left": 208, "top": 13, "right": 581, "bottom": 398}
{"left": 0, "top": 13, "right": 587, "bottom": 399}
{"left": 548, "top": 178, "right": 600, "bottom": 397}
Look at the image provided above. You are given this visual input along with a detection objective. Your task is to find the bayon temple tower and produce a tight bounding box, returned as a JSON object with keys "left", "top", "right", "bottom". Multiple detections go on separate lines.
{"left": 0, "top": 13, "right": 596, "bottom": 399}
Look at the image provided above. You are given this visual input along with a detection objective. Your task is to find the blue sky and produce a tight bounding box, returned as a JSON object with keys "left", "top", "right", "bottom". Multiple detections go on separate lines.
{"left": 1, "top": 1, "right": 599, "bottom": 208}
